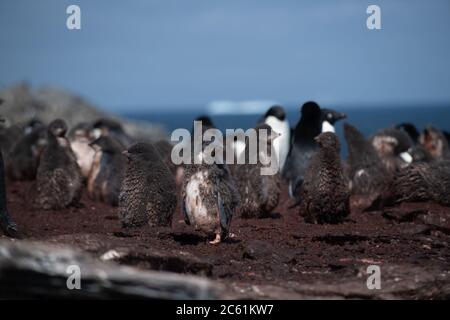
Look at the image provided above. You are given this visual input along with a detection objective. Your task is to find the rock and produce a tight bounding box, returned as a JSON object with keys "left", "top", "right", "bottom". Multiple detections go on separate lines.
{"left": 0, "top": 83, "right": 167, "bottom": 142}
{"left": 0, "top": 240, "right": 223, "bottom": 299}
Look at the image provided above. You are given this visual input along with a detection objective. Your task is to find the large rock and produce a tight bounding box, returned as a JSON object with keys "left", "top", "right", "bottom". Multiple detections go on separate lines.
{"left": 0, "top": 83, "right": 167, "bottom": 142}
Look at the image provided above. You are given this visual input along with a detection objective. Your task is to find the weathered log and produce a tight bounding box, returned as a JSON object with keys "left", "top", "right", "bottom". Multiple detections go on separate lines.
{"left": 0, "top": 240, "right": 223, "bottom": 299}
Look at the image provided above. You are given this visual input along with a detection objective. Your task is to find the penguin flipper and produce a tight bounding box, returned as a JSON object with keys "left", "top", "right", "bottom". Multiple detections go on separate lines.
{"left": 182, "top": 196, "right": 191, "bottom": 225}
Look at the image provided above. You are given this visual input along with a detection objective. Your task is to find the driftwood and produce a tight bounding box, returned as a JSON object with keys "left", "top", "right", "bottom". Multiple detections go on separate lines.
{"left": 0, "top": 240, "right": 223, "bottom": 299}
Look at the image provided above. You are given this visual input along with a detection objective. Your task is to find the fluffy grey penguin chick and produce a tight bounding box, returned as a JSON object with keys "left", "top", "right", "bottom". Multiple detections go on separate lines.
{"left": 343, "top": 123, "right": 391, "bottom": 209}
{"left": 119, "top": 142, "right": 177, "bottom": 228}
{"left": 68, "top": 122, "right": 96, "bottom": 178}
{"left": 34, "top": 119, "right": 83, "bottom": 210}
{"left": 299, "top": 132, "right": 349, "bottom": 224}
{"left": 88, "top": 136, "right": 127, "bottom": 206}
{"left": 234, "top": 124, "right": 281, "bottom": 218}
{"left": 391, "top": 160, "right": 450, "bottom": 206}
{"left": 182, "top": 141, "right": 240, "bottom": 244}
{"left": 419, "top": 126, "right": 450, "bottom": 160}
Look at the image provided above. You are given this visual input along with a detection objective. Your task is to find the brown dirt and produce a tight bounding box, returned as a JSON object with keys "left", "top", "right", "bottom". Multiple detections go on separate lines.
{"left": 2, "top": 180, "right": 450, "bottom": 299}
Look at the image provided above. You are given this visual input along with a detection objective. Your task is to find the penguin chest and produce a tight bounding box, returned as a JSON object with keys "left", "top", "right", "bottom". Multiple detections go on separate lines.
{"left": 87, "top": 151, "right": 103, "bottom": 197}
{"left": 264, "top": 116, "right": 290, "bottom": 169}
{"left": 70, "top": 139, "right": 95, "bottom": 177}
{"left": 185, "top": 171, "right": 217, "bottom": 231}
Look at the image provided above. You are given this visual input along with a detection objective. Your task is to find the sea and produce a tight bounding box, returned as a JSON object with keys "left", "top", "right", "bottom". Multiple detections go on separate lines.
{"left": 122, "top": 105, "right": 450, "bottom": 157}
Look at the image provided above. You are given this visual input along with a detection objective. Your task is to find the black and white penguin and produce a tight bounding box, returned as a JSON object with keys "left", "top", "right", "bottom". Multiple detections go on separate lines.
{"left": 88, "top": 136, "right": 127, "bottom": 206}
{"left": 299, "top": 132, "right": 349, "bottom": 224}
{"left": 119, "top": 142, "right": 177, "bottom": 228}
{"left": 391, "top": 160, "right": 450, "bottom": 206}
{"left": 282, "top": 102, "right": 322, "bottom": 198}
{"left": 68, "top": 122, "right": 96, "bottom": 179}
{"left": 282, "top": 102, "right": 345, "bottom": 198}
{"left": 419, "top": 126, "right": 450, "bottom": 160}
{"left": 233, "top": 124, "right": 281, "bottom": 218}
{"left": 182, "top": 141, "right": 240, "bottom": 244}
{"left": 343, "top": 123, "right": 391, "bottom": 209}
{"left": 260, "top": 105, "right": 290, "bottom": 171}
{"left": 92, "top": 118, "right": 133, "bottom": 148}
{"left": 34, "top": 119, "right": 83, "bottom": 210}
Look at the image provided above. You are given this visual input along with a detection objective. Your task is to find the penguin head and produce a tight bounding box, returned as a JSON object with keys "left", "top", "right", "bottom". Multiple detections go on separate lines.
{"left": 301, "top": 101, "right": 321, "bottom": 120}
{"left": 372, "top": 135, "right": 398, "bottom": 156}
{"left": 315, "top": 132, "right": 340, "bottom": 152}
{"left": 68, "top": 122, "right": 92, "bottom": 140}
{"left": 89, "top": 136, "right": 123, "bottom": 153}
{"left": 48, "top": 119, "right": 68, "bottom": 137}
{"left": 23, "top": 118, "right": 44, "bottom": 135}
{"left": 419, "top": 126, "right": 449, "bottom": 159}
{"left": 396, "top": 123, "right": 420, "bottom": 144}
{"left": 265, "top": 105, "right": 286, "bottom": 121}
{"left": 321, "top": 108, "right": 346, "bottom": 125}
{"left": 92, "top": 118, "right": 124, "bottom": 138}
{"left": 123, "top": 142, "right": 160, "bottom": 162}
{"left": 193, "top": 115, "right": 215, "bottom": 134}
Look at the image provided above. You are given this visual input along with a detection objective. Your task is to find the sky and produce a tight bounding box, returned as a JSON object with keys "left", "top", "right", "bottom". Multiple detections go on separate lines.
{"left": 1, "top": 0, "right": 450, "bottom": 112}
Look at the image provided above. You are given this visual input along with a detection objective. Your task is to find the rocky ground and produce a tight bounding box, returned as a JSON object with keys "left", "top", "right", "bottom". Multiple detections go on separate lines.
{"left": 1, "top": 180, "right": 449, "bottom": 299}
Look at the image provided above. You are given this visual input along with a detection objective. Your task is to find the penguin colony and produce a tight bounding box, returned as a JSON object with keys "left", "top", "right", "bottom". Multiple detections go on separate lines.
{"left": 1, "top": 99, "right": 450, "bottom": 243}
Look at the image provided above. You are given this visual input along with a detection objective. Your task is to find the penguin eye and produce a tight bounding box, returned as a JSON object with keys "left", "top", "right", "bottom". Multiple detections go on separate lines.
{"left": 327, "top": 114, "right": 332, "bottom": 119}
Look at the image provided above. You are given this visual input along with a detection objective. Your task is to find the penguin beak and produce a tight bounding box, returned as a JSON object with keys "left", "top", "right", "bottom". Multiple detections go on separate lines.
{"left": 122, "top": 150, "right": 130, "bottom": 158}
{"left": 336, "top": 112, "right": 346, "bottom": 120}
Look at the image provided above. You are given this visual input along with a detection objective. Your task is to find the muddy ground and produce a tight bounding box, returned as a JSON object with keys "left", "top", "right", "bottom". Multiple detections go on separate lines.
{"left": 2, "top": 180, "right": 450, "bottom": 299}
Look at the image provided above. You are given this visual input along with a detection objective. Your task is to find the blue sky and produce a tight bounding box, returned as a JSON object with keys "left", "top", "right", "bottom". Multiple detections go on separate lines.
{"left": 1, "top": 0, "right": 450, "bottom": 111}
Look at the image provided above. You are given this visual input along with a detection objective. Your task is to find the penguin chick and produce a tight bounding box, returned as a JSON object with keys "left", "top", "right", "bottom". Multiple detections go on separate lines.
{"left": 299, "top": 132, "right": 349, "bottom": 224}
{"left": 153, "top": 139, "right": 178, "bottom": 177}
{"left": 396, "top": 123, "right": 420, "bottom": 144}
{"left": 391, "top": 160, "right": 450, "bottom": 206}
{"left": 370, "top": 128, "right": 414, "bottom": 174}
{"left": 88, "top": 136, "right": 127, "bottom": 206}
{"left": 92, "top": 118, "right": 133, "bottom": 148}
{"left": 234, "top": 124, "right": 281, "bottom": 219}
{"left": 343, "top": 123, "right": 391, "bottom": 209}
{"left": 34, "top": 119, "right": 83, "bottom": 210}
{"left": 68, "top": 122, "right": 96, "bottom": 178}
{"left": 419, "top": 126, "right": 450, "bottom": 160}
{"left": 119, "top": 143, "right": 176, "bottom": 228}
{"left": 182, "top": 141, "right": 240, "bottom": 244}
{"left": 8, "top": 124, "right": 47, "bottom": 180}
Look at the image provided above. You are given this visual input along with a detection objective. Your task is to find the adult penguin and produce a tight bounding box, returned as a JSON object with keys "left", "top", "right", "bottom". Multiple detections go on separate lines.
{"left": 282, "top": 101, "right": 322, "bottom": 198}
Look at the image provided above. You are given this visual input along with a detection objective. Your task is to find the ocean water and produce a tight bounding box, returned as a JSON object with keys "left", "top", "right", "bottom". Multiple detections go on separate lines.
{"left": 122, "top": 105, "right": 450, "bottom": 157}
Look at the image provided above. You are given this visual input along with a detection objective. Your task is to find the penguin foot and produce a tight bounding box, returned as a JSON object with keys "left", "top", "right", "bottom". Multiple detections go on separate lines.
{"left": 209, "top": 233, "right": 221, "bottom": 245}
